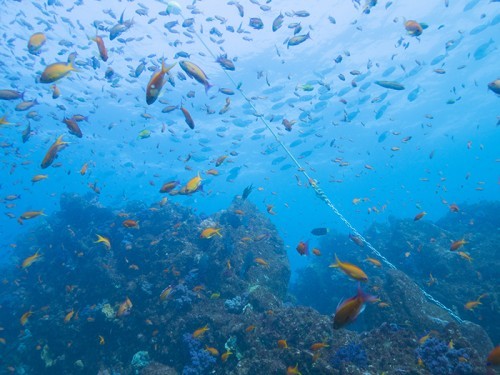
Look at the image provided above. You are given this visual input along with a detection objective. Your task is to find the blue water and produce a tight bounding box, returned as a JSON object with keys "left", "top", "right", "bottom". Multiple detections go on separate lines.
{"left": 0, "top": 0, "right": 498, "bottom": 373}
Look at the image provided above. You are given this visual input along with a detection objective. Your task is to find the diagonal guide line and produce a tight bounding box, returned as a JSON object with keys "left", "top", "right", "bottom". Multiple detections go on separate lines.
{"left": 175, "top": 7, "right": 464, "bottom": 324}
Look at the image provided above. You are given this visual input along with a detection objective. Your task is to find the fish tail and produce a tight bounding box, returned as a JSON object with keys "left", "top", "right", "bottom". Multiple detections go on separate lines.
{"left": 162, "top": 61, "right": 177, "bottom": 74}
{"left": 357, "top": 283, "right": 377, "bottom": 303}
{"left": 204, "top": 81, "right": 213, "bottom": 93}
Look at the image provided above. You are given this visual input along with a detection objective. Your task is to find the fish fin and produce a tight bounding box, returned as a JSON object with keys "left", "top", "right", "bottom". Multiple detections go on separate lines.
{"left": 204, "top": 82, "right": 213, "bottom": 93}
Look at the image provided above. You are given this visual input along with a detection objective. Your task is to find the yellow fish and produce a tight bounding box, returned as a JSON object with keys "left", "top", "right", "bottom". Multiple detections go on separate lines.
{"left": 40, "top": 54, "right": 78, "bottom": 83}
{"left": 64, "top": 309, "right": 75, "bottom": 323}
{"left": 28, "top": 32, "right": 46, "bottom": 55}
{"left": 330, "top": 254, "right": 368, "bottom": 282}
{"left": 95, "top": 234, "right": 111, "bottom": 250}
{"left": 184, "top": 172, "right": 202, "bottom": 194}
{"left": 31, "top": 174, "right": 48, "bottom": 183}
{"left": 20, "top": 210, "right": 46, "bottom": 220}
{"left": 192, "top": 324, "right": 209, "bottom": 338}
{"left": 22, "top": 251, "right": 42, "bottom": 269}
{"left": 200, "top": 228, "right": 222, "bottom": 239}
{"left": 20, "top": 310, "right": 33, "bottom": 326}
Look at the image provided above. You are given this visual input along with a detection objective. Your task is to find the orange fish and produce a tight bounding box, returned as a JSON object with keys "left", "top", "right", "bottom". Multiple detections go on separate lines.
{"left": 31, "top": 174, "right": 48, "bottom": 183}
{"left": 487, "top": 345, "right": 500, "bottom": 367}
{"left": 365, "top": 257, "right": 381, "bottom": 267}
{"left": 215, "top": 155, "right": 227, "bottom": 166}
{"left": 277, "top": 339, "right": 288, "bottom": 349}
{"left": 180, "top": 105, "right": 195, "bottom": 129}
{"left": 333, "top": 284, "right": 376, "bottom": 329}
{"left": 192, "top": 324, "right": 209, "bottom": 338}
{"left": 205, "top": 345, "right": 219, "bottom": 356}
{"left": 221, "top": 350, "right": 232, "bottom": 362}
{"left": 64, "top": 309, "right": 75, "bottom": 323}
{"left": 296, "top": 241, "right": 308, "bottom": 256}
{"left": 245, "top": 325, "right": 256, "bottom": 333}
{"left": 20, "top": 210, "right": 46, "bottom": 220}
{"left": 414, "top": 211, "right": 426, "bottom": 221}
{"left": 123, "top": 220, "right": 140, "bottom": 229}
{"left": 116, "top": 297, "right": 133, "bottom": 317}
{"left": 91, "top": 35, "right": 108, "bottom": 61}
{"left": 449, "top": 203, "right": 460, "bottom": 212}
{"left": 254, "top": 258, "right": 269, "bottom": 267}
{"left": 20, "top": 310, "right": 33, "bottom": 326}
{"left": 63, "top": 117, "right": 82, "bottom": 138}
{"left": 450, "top": 239, "right": 467, "bottom": 251}
{"left": 330, "top": 254, "right": 368, "bottom": 282}
{"left": 39, "top": 54, "right": 78, "bottom": 83}
{"left": 22, "top": 251, "right": 42, "bottom": 269}
{"left": 199, "top": 228, "right": 222, "bottom": 239}
{"left": 41, "top": 135, "right": 68, "bottom": 169}
{"left": 312, "top": 248, "right": 321, "bottom": 256}
{"left": 287, "top": 364, "right": 301, "bottom": 375}
{"left": 183, "top": 172, "right": 202, "bottom": 194}
{"left": 159, "top": 180, "right": 179, "bottom": 193}
{"left": 310, "top": 342, "right": 329, "bottom": 351}
{"left": 266, "top": 204, "right": 276, "bottom": 215}
{"left": 146, "top": 59, "right": 176, "bottom": 105}
{"left": 464, "top": 294, "right": 487, "bottom": 311}
{"left": 80, "top": 163, "right": 88, "bottom": 175}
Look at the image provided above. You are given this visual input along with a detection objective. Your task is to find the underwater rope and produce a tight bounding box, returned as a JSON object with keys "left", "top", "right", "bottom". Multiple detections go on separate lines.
{"left": 172, "top": 3, "right": 464, "bottom": 324}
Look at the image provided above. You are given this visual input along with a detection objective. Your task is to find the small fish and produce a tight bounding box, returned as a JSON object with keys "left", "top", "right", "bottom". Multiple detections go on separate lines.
{"left": 221, "top": 350, "right": 232, "bottom": 362}
{"left": 20, "top": 210, "right": 46, "bottom": 220}
{"left": 310, "top": 342, "right": 329, "bottom": 351}
{"left": 296, "top": 241, "right": 308, "bottom": 256}
{"left": 160, "top": 285, "right": 173, "bottom": 301}
{"left": 28, "top": 32, "right": 46, "bottom": 55}
{"left": 180, "top": 105, "right": 195, "bottom": 129}
{"left": 404, "top": 20, "right": 423, "bottom": 36}
{"left": 20, "top": 310, "right": 33, "bottom": 326}
{"left": 249, "top": 17, "right": 264, "bottom": 29}
{"left": 146, "top": 59, "right": 176, "bottom": 105}
{"left": 487, "top": 345, "right": 500, "bottom": 367}
{"left": 365, "top": 257, "right": 382, "bottom": 267}
{"left": 277, "top": 339, "right": 288, "bottom": 348}
{"left": 192, "top": 324, "right": 209, "bottom": 338}
{"left": 375, "top": 80, "right": 405, "bottom": 90}
{"left": 0, "top": 89, "right": 23, "bottom": 101}
{"left": 31, "top": 174, "right": 48, "bottom": 183}
{"left": 272, "top": 13, "right": 284, "bottom": 32}
{"left": 116, "top": 297, "right": 133, "bottom": 317}
{"left": 63, "top": 117, "right": 82, "bottom": 138}
{"left": 159, "top": 181, "right": 179, "bottom": 193}
{"left": 41, "top": 135, "right": 68, "bottom": 169}
{"left": 312, "top": 248, "right": 321, "bottom": 256}
{"left": 64, "top": 309, "right": 75, "bottom": 323}
{"left": 464, "top": 294, "right": 487, "bottom": 311}
{"left": 179, "top": 60, "right": 212, "bottom": 92}
{"left": 330, "top": 254, "right": 368, "bottom": 282}
{"left": 95, "top": 234, "right": 111, "bottom": 250}
{"left": 98, "top": 335, "right": 105, "bottom": 345}
{"left": 287, "top": 364, "right": 301, "bottom": 375}
{"left": 450, "top": 239, "right": 467, "bottom": 251}
{"left": 205, "top": 345, "right": 219, "bottom": 356}
{"left": 122, "top": 220, "right": 139, "bottom": 229}
{"left": 311, "top": 227, "right": 329, "bottom": 236}
{"left": 200, "top": 228, "right": 222, "bottom": 239}
{"left": 414, "top": 211, "right": 426, "bottom": 221}
{"left": 333, "top": 284, "right": 377, "bottom": 329}
{"left": 51, "top": 84, "right": 60, "bottom": 99}
{"left": 287, "top": 32, "right": 311, "bottom": 48}
{"left": 183, "top": 172, "right": 202, "bottom": 194}
{"left": 91, "top": 35, "right": 108, "bottom": 61}
{"left": 488, "top": 79, "right": 500, "bottom": 95}
{"left": 40, "top": 54, "right": 78, "bottom": 83}
{"left": 22, "top": 250, "right": 42, "bottom": 268}
{"left": 254, "top": 257, "right": 269, "bottom": 267}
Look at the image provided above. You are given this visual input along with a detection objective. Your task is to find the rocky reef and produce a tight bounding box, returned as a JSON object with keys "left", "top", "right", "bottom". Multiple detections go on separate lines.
{"left": 0, "top": 195, "right": 495, "bottom": 374}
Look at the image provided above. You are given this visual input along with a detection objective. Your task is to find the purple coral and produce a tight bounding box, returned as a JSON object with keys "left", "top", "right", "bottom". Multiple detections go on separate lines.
{"left": 415, "top": 337, "right": 472, "bottom": 375}
{"left": 182, "top": 333, "right": 216, "bottom": 375}
{"left": 332, "top": 342, "right": 368, "bottom": 369}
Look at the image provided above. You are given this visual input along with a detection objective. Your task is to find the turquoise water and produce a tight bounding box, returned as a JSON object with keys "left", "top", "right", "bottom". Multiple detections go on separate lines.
{"left": 0, "top": 0, "right": 498, "bottom": 373}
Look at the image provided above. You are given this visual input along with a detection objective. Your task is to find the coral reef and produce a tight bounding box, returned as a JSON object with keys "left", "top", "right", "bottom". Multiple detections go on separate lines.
{"left": 0, "top": 195, "right": 494, "bottom": 374}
